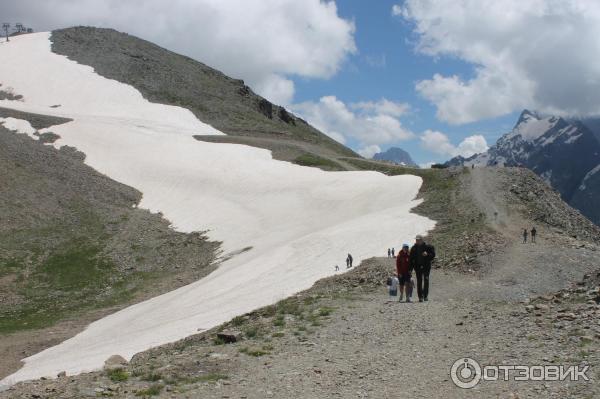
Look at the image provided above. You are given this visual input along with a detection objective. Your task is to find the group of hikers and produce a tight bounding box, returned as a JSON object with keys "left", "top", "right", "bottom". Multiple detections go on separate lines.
{"left": 387, "top": 234, "right": 435, "bottom": 303}
{"left": 335, "top": 253, "right": 354, "bottom": 271}
{"left": 523, "top": 227, "right": 537, "bottom": 243}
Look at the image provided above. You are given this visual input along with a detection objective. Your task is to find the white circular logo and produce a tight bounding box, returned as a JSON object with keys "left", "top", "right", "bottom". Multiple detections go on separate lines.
{"left": 451, "top": 358, "right": 482, "bottom": 389}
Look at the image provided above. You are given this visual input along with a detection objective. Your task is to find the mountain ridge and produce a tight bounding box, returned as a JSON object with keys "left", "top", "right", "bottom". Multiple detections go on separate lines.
{"left": 446, "top": 109, "right": 600, "bottom": 226}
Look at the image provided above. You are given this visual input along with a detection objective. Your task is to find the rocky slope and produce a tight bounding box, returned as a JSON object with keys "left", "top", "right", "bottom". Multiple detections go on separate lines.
{"left": 371, "top": 146, "right": 418, "bottom": 167}
{"left": 446, "top": 110, "right": 600, "bottom": 226}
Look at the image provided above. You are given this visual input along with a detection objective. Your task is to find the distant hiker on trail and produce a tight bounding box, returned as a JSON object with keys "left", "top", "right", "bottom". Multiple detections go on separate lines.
{"left": 391, "top": 247, "right": 395, "bottom": 257}
{"left": 396, "top": 244, "right": 412, "bottom": 302}
{"left": 388, "top": 248, "right": 391, "bottom": 258}
{"left": 531, "top": 227, "right": 537, "bottom": 243}
{"left": 410, "top": 235, "right": 435, "bottom": 302}
{"left": 335, "top": 265, "right": 339, "bottom": 271}
{"left": 346, "top": 253, "right": 353, "bottom": 268}
{"left": 522, "top": 228, "right": 528, "bottom": 244}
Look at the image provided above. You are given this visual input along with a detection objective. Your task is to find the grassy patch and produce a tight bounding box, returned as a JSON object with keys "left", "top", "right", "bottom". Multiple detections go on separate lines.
{"left": 135, "top": 384, "right": 164, "bottom": 396}
{"left": 273, "top": 314, "right": 286, "bottom": 327}
{"left": 0, "top": 258, "right": 22, "bottom": 277}
{"left": 293, "top": 154, "right": 345, "bottom": 171}
{"left": 243, "top": 326, "right": 261, "bottom": 339}
{"left": 107, "top": 369, "right": 129, "bottom": 382}
{"left": 37, "top": 243, "right": 113, "bottom": 290}
{"left": 239, "top": 346, "right": 270, "bottom": 357}
{"left": 230, "top": 315, "right": 246, "bottom": 327}
{"left": 318, "top": 306, "right": 334, "bottom": 317}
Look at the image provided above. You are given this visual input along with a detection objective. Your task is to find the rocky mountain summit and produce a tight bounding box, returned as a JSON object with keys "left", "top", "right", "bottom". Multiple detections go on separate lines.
{"left": 371, "top": 146, "right": 418, "bottom": 167}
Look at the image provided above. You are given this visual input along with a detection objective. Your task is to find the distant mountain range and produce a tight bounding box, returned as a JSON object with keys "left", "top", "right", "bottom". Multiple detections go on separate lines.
{"left": 372, "top": 147, "right": 418, "bottom": 167}
{"left": 446, "top": 110, "right": 600, "bottom": 226}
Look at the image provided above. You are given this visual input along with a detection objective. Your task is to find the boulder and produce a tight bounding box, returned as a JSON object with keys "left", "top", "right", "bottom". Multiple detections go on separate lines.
{"left": 557, "top": 312, "right": 577, "bottom": 320}
{"left": 217, "top": 330, "right": 242, "bottom": 343}
{"left": 103, "top": 355, "right": 128, "bottom": 371}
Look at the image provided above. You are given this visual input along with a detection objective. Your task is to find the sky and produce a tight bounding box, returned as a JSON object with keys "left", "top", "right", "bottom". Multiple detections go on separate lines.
{"left": 2, "top": 0, "right": 600, "bottom": 166}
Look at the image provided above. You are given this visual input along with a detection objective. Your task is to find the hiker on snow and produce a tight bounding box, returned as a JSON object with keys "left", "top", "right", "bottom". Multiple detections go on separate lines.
{"left": 396, "top": 244, "right": 412, "bottom": 302}
{"left": 346, "top": 253, "right": 353, "bottom": 268}
{"left": 388, "top": 248, "right": 391, "bottom": 258}
{"left": 410, "top": 235, "right": 435, "bottom": 302}
{"left": 522, "top": 228, "right": 528, "bottom": 244}
{"left": 531, "top": 227, "right": 537, "bottom": 243}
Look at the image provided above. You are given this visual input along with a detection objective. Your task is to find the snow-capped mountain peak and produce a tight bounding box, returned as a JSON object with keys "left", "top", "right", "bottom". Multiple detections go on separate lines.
{"left": 508, "top": 110, "right": 560, "bottom": 142}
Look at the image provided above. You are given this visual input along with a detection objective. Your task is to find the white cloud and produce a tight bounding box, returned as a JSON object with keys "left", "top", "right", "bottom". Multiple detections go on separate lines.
{"left": 1, "top": 0, "right": 356, "bottom": 105}
{"left": 357, "top": 144, "right": 382, "bottom": 158}
{"left": 351, "top": 99, "right": 410, "bottom": 117}
{"left": 292, "top": 96, "right": 414, "bottom": 147}
{"left": 456, "top": 135, "right": 489, "bottom": 158}
{"left": 396, "top": 0, "right": 600, "bottom": 124}
{"left": 420, "top": 130, "right": 488, "bottom": 158}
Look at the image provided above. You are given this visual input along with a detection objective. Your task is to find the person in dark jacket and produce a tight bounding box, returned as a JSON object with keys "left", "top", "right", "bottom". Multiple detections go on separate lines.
{"left": 531, "top": 227, "right": 537, "bottom": 243}
{"left": 409, "top": 235, "right": 435, "bottom": 302}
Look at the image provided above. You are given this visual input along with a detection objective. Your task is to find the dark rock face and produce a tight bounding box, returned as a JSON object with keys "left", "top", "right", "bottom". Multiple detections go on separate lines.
{"left": 445, "top": 110, "right": 600, "bottom": 226}
{"left": 258, "top": 99, "right": 273, "bottom": 119}
{"left": 278, "top": 107, "right": 295, "bottom": 125}
{"left": 372, "top": 147, "right": 417, "bottom": 167}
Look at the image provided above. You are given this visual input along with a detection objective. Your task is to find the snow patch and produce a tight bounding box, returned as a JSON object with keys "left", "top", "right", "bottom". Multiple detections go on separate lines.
{"left": 0, "top": 33, "right": 435, "bottom": 385}
{"left": 0, "top": 117, "right": 37, "bottom": 139}
{"left": 510, "top": 116, "right": 558, "bottom": 142}
{"left": 564, "top": 133, "right": 582, "bottom": 144}
{"left": 579, "top": 164, "right": 600, "bottom": 190}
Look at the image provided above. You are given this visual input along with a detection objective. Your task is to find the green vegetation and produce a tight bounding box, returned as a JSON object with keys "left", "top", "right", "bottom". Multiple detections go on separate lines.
{"left": 293, "top": 154, "right": 346, "bottom": 171}
{"left": 0, "top": 221, "right": 169, "bottom": 334}
{"left": 317, "top": 306, "right": 335, "bottom": 317}
{"left": 135, "top": 384, "right": 164, "bottom": 396}
{"left": 273, "top": 314, "right": 286, "bottom": 327}
{"left": 243, "top": 325, "right": 261, "bottom": 339}
{"left": 239, "top": 346, "right": 271, "bottom": 357}
{"left": 107, "top": 369, "right": 129, "bottom": 382}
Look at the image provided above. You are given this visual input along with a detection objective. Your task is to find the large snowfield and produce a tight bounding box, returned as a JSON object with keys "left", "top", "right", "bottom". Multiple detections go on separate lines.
{"left": 0, "top": 33, "right": 435, "bottom": 386}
